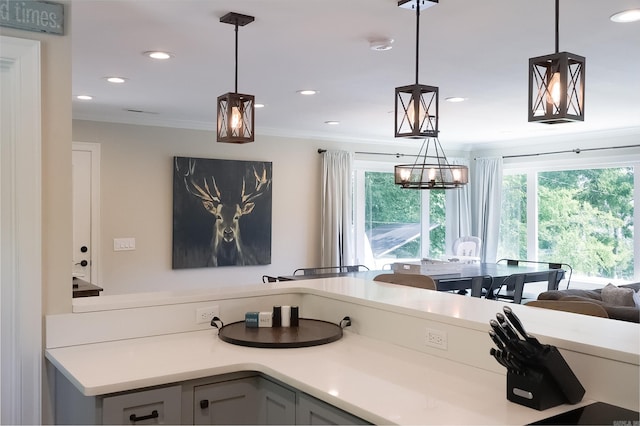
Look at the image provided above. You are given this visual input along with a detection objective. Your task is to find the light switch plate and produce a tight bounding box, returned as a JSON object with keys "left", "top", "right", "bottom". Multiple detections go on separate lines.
{"left": 113, "top": 237, "right": 136, "bottom": 251}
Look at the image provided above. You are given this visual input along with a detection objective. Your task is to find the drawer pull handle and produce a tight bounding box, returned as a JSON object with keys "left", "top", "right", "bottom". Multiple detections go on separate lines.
{"left": 129, "top": 409, "right": 159, "bottom": 422}
{"left": 200, "top": 399, "right": 209, "bottom": 409}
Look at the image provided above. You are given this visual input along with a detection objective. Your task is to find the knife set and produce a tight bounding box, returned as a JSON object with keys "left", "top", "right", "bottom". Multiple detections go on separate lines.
{"left": 488, "top": 306, "right": 585, "bottom": 410}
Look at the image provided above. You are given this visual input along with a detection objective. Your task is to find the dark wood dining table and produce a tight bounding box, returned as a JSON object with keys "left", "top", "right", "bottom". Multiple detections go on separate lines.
{"left": 278, "top": 263, "right": 565, "bottom": 299}
{"left": 430, "top": 262, "right": 565, "bottom": 298}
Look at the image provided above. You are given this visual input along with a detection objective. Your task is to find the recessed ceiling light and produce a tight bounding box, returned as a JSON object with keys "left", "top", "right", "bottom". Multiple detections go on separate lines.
{"left": 143, "top": 51, "right": 173, "bottom": 60}
{"left": 76, "top": 95, "right": 93, "bottom": 101}
{"left": 369, "top": 38, "right": 394, "bottom": 51}
{"left": 325, "top": 121, "right": 340, "bottom": 125}
{"left": 610, "top": 9, "right": 640, "bottom": 23}
{"left": 445, "top": 97, "right": 467, "bottom": 103}
{"left": 105, "top": 77, "right": 127, "bottom": 84}
{"left": 255, "top": 103, "right": 265, "bottom": 108}
{"left": 297, "top": 90, "right": 317, "bottom": 95}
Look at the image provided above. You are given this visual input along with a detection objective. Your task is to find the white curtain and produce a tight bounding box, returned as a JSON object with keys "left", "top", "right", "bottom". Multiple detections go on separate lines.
{"left": 320, "top": 150, "right": 355, "bottom": 267}
{"left": 445, "top": 158, "right": 471, "bottom": 255}
{"left": 471, "top": 158, "right": 503, "bottom": 263}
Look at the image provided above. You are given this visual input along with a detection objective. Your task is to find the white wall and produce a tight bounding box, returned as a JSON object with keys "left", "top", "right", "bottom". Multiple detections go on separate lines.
{"left": 73, "top": 120, "right": 387, "bottom": 295}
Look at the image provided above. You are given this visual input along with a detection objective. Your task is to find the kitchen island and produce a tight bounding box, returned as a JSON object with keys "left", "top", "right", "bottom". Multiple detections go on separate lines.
{"left": 46, "top": 277, "right": 639, "bottom": 424}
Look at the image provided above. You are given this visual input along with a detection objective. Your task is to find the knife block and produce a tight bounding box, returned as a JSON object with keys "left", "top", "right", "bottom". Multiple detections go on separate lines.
{"left": 506, "top": 345, "right": 585, "bottom": 411}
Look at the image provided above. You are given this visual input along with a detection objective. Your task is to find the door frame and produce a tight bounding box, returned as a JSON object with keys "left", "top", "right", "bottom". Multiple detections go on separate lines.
{"left": 0, "top": 36, "right": 42, "bottom": 425}
{"left": 72, "top": 142, "right": 101, "bottom": 285}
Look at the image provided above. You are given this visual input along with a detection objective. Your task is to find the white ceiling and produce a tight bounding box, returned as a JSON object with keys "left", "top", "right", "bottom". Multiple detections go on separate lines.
{"left": 71, "top": 0, "right": 640, "bottom": 150}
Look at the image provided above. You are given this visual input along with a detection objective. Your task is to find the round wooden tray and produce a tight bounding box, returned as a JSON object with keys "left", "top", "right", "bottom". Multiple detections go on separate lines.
{"left": 217, "top": 318, "right": 343, "bottom": 348}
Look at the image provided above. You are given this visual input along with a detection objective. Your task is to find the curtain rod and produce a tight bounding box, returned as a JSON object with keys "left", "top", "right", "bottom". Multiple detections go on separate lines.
{"left": 317, "top": 148, "right": 417, "bottom": 158}
{"left": 499, "top": 144, "right": 640, "bottom": 159}
{"left": 319, "top": 144, "right": 640, "bottom": 160}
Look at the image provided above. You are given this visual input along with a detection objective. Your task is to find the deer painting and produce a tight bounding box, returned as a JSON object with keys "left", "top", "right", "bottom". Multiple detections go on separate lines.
{"left": 172, "top": 157, "right": 272, "bottom": 268}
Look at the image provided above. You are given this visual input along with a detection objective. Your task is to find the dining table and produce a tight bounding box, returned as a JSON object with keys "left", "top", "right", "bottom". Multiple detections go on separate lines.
{"left": 278, "top": 262, "right": 565, "bottom": 299}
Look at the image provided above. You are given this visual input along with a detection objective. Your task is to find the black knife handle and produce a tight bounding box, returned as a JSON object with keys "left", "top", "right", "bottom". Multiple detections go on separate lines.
{"left": 500, "top": 321, "right": 520, "bottom": 342}
{"left": 488, "top": 330, "right": 505, "bottom": 351}
{"left": 503, "top": 306, "right": 542, "bottom": 347}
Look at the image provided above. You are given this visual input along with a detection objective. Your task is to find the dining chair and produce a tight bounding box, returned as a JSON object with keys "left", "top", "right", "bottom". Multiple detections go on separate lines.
{"left": 437, "top": 275, "right": 493, "bottom": 298}
{"left": 527, "top": 300, "right": 609, "bottom": 318}
{"left": 452, "top": 236, "right": 482, "bottom": 257}
{"left": 497, "top": 258, "right": 573, "bottom": 289}
{"left": 373, "top": 273, "right": 437, "bottom": 291}
{"left": 487, "top": 268, "right": 564, "bottom": 304}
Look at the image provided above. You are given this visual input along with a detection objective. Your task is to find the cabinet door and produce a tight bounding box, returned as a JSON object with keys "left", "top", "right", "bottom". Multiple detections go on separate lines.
{"left": 102, "top": 385, "right": 181, "bottom": 425}
{"left": 194, "top": 377, "right": 260, "bottom": 424}
{"left": 296, "top": 393, "right": 370, "bottom": 425}
{"left": 259, "top": 377, "right": 296, "bottom": 425}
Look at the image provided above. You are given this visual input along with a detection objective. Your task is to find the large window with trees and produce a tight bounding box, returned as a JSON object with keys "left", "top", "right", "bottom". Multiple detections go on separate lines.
{"left": 355, "top": 164, "right": 445, "bottom": 269}
{"left": 498, "top": 165, "right": 637, "bottom": 283}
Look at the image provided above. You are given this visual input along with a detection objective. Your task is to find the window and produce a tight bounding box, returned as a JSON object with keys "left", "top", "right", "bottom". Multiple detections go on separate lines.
{"left": 498, "top": 164, "right": 637, "bottom": 283}
{"left": 355, "top": 163, "right": 445, "bottom": 269}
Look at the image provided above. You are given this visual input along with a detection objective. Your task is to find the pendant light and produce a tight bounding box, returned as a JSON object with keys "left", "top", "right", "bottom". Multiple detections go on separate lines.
{"left": 394, "top": 0, "right": 468, "bottom": 190}
{"left": 395, "top": 0, "right": 438, "bottom": 138}
{"left": 528, "top": 0, "right": 585, "bottom": 124}
{"left": 217, "top": 12, "right": 255, "bottom": 144}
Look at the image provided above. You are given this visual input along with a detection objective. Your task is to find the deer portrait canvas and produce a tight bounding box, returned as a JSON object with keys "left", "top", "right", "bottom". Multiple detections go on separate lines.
{"left": 172, "top": 156, "right": 272, "bottom": 269}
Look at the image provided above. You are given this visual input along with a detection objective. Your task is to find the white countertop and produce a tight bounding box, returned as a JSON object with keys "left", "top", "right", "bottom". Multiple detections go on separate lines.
{"left": 49, "top": 277, "right": 639, "bottom": 424}
{"left": 45, "top": 327, "right": 589, "bottom": 425}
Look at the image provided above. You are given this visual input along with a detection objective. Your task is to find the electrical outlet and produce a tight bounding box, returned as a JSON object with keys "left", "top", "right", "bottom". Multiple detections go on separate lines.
{"left": 196, "top": 305, "right": 219, "bottom": 324}
{"left": 426, "top": 327, "right": 447, "bottom": 350}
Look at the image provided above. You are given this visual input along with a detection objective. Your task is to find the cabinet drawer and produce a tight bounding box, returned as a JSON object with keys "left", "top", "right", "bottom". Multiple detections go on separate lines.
{"left": 102, "top": 385, "right": 181, "bottom": 425}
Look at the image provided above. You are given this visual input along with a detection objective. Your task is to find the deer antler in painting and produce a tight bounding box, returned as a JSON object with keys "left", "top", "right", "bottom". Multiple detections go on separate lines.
{"left": 180, "top": 158, "right": 222, "bottom": 213}
{"left": 242, "top": 164, "right": 271, "bottom": 207}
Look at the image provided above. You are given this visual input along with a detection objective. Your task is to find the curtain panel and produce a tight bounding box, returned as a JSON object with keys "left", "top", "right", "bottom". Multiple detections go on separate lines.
{"left": 471, "top": 157, "right": 503, "bottom": 263}
{"left": 320, "top": 150, "right": 355, "bottom": 267}
{"left": 445, "top": 158, "right": 472, "bottom": 255}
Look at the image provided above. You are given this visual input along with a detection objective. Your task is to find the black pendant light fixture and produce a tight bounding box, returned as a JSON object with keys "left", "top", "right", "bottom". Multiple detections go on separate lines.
{"left": 394, "top": 0, "right": 468, "bottom": 190}
{"left": 528, "top": 0, "right": 585, "bottom": 124}
{"left": 217, "top": 12, "right": 255, "bottom": 144}
{"left": 395, "top": 0, "right": 438, "bottom": 138}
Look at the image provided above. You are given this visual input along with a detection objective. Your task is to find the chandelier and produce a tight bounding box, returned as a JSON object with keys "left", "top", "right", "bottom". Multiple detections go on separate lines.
{"left": 394, "top": 138, "right": 468, "bottom": 189}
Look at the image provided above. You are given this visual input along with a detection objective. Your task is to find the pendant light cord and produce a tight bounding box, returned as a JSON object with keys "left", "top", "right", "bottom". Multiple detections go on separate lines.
{"left": 555, "top": 0, "right": 559, "bottom": 53}
{"left": 234, "top": 23, "right": 239, "bottom": 93}
{"left": 415, "top": 3, "right": 420, "bottom": 85}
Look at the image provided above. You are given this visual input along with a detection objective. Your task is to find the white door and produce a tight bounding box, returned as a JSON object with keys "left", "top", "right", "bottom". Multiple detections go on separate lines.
{"left": 72, "top": 142, "right": 100, "bottom": 284}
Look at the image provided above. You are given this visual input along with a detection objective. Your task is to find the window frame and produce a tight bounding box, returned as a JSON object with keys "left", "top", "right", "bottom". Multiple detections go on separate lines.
{"left": 354, "top": 159, "right": 431, "bottom": 268}
{"left": 501, "top": 153, "right": 640, "bottom": 283}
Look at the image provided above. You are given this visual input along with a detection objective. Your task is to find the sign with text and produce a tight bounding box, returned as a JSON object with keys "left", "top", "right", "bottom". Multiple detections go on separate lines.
{"left": 0, "top": 0, "right": 64, "bottom": 35}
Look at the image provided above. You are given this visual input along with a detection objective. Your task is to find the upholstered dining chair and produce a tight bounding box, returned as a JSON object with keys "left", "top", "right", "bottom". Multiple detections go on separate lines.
{"left": 373, "top": 273, "right": 437, "bottom": 291}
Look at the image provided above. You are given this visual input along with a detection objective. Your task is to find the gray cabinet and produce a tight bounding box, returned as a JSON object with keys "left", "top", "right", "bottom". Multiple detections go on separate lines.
{"left": 193, "top": 376, "right": 296, "bottom": 425}
{"left": 259, "top": 377, "right": 296, "bottom": 424}
{"left": 194, "top": 376, "right": 260, "bottom": 424}
{"left": 102, "top": 385, "right": 182, "bottom": 425}
{"left": 296, "top": 393, "right": 369, "bottom": 425}
{"left": 55, "top": 369, "right": 367, "bottom": 425}
{"left": 54, "top": 370, "right": 182, "bottom": 425}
